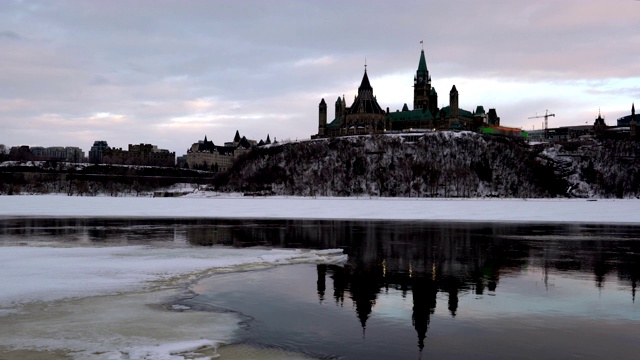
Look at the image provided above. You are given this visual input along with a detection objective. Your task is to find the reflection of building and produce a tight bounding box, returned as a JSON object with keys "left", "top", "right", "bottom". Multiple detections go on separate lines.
{"left": 181, "top": 219, "right": 640, "bottom": 354}
{"left": 314, "top": 49, "right": 505, "bottom": 138}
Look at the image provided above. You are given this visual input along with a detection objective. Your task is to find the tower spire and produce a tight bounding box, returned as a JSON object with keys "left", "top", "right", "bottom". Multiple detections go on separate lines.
{"left": 417, "top": 49, "right": 427, "bottom": 74}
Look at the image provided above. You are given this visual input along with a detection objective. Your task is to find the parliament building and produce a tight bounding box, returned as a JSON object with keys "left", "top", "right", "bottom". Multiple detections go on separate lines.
{"left": 314, "top": 49, "right": 501, "bottom": 138}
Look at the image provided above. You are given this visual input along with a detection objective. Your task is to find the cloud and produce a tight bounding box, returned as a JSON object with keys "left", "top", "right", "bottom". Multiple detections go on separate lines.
{"left": 0, "top": 30, "right": 21, "bottom": 40}
{"left": 0, "top": 0, "right": 638, "bottom": 155}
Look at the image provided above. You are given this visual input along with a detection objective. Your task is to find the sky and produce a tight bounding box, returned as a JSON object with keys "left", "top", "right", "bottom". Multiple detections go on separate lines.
{"left": 1, "top": 0, "right": 639, "bottom": 156}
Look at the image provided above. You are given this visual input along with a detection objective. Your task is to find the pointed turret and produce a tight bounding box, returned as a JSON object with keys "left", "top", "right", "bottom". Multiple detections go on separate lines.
{"left": 348, "top": 68, "right": 384, "bottom": 116}
{"left": 233, "top": 130, "right": 241, "bottom": 143}
{"left": 631, "top": 103, "right": 637, "bottom": 141}
{"left": 266, "top": 134, "right": 271, "bottom": 144}
{"left": 358, "top": 69, "right": 373, "bottom": 93}
{"left": 318, "top": 98, "right": 328, "bottom": 137}
{"left": 204, "top": 135, "right": 208, "bottom": 142}
{"left": 449, "top": 85, "right": 459, "bottom": 119}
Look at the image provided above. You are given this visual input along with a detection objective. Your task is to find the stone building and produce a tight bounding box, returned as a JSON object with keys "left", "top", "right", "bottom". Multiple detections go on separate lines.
{"left": 103, "top": 143, "right": 175, "bottom": 167}
{"left": 318, "top": 68, "right": 387, "bottom": 137}
{"left": 315, "top": 49, "right": 501, "bottom": 138}
{"left": 186, "top": 131, "right": 252, "bottom": 172}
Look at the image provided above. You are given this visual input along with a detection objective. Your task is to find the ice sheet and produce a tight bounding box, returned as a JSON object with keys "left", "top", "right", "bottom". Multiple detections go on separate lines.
{"left": 0, "top": 244, "right": 346, "bottom": 360}
{"left": 0, "top": 194, "right": 638, "bottom": 224}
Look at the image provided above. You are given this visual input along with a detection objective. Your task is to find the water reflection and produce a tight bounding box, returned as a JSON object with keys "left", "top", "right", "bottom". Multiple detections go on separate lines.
{"left": 2, "top": 218, "right": 640, "bottom": 357}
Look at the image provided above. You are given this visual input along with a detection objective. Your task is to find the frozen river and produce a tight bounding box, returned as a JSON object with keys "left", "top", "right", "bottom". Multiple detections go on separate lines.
{"left": 1, "top": 217, "right": 640, "bottom": 359}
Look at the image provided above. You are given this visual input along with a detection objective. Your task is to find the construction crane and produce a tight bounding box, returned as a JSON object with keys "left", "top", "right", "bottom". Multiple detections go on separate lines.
{"left": 529, "top": 110, "right": 555, "bottom": 138}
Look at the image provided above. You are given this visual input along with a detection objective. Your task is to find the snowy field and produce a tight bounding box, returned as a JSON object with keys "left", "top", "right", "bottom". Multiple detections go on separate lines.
{"left": 0, "top": 193, "right": 639, "bottom": 224}
{"left": 1, "top": 194, "right": 639, "bottom": 359}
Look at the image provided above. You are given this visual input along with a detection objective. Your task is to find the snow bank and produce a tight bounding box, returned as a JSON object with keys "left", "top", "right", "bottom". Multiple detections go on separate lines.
{"left": 0, "top": 194, "right": 638, "bottom": 224}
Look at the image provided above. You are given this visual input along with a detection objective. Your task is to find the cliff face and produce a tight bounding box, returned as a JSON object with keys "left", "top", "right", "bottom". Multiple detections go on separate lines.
{"left": 216, "top": 132, "right": 640, "bottom": 199}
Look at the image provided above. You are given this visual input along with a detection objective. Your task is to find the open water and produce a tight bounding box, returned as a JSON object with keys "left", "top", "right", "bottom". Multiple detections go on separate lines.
{"left": 1, "top": 218, "right": 640, "bottom": 359}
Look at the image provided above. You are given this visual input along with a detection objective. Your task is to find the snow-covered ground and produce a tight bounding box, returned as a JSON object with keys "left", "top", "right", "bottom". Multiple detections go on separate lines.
{"left": 1, "top": 193, "right": 639, "bottom": 224}
{"left": 1, "top": 194, "right": 638, "bottom": 359}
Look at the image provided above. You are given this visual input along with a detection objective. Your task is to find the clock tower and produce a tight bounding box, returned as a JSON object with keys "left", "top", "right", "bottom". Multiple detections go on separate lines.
{"left": 413, "top": 49, "right": 431, "bottom": 111}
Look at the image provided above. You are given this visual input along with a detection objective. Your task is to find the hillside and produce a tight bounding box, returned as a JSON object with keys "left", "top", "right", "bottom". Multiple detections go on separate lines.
{"left": 214, "top": 132, "right": 640, "bottom": 198}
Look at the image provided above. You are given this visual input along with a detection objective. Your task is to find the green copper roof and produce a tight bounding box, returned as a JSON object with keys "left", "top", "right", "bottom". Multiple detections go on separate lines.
{"left": 388, "top": 108, "right": 434, "bottom": 122}
{"left": 437, "top": 106, "right": 474, "bottom": 119}
{"left": 417, "top": 50, "right": 427, "bottom": 74}
{"left": 326, "top": 118, "right": 341, "bottom": 128}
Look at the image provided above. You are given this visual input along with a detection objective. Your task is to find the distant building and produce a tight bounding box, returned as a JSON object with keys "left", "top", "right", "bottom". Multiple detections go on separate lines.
{"left": 9, "top": 145, "right": 85, "bottom": 162}
{"left": 176, "top": 155, "right": 188, "bottom": 168}
{"left": 103, "top": 143, "right": 175, "bottom": 167}
{"left": 186, "top": 131, "right": 253, "bottom": 172}
{"left": 89, "top": 140, "right": 109, "bottom": 163}
{"left": 593, "top": 110, "right": 608, "bottom": 138}
{"left": 8, "top": 145, "right": 33, "bottom": 161}
{"left": 617, "top": 103, "right": 638, "bottom": 127}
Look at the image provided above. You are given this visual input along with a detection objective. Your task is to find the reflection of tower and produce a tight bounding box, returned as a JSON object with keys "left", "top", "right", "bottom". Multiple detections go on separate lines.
{"left": 441, "top": 277, "right": 460, "bottom": 317}
{"left": 350, "top": 269, "right": 381, "bottom": 334}
{"left": 330, "top": 265, "right": 347, "bottom": 305}
{"left": 317, "top": 264, "right": 327, "bottom": 303}
{"left": 448, "top": 287, "right": 458, "bottom": 317}
{"left": 594, "top": 260, "right": 608, "bottom": 288}
{"left": 412, "top": 277, "right": 438, "bottom": 351}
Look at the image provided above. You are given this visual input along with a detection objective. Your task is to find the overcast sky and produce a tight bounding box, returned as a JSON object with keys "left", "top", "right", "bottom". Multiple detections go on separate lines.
{"left": 1, "top": 0, "right": 639, "bottom": 155}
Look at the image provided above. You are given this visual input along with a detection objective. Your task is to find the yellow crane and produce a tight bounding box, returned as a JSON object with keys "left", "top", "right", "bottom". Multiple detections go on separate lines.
{"left": 529, "top": 110, "right": 555, "bottom": 138}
